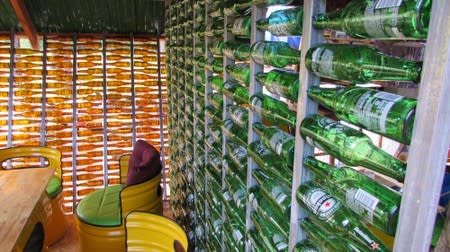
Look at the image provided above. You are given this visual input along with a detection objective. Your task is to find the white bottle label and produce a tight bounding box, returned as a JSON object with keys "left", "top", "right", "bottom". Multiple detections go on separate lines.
{"left": 270, "top": 23, "right": 290, "bottom": 36}
{"left": 232, "top": 229, "right": 244, "bottom": 242}
{"left": 346, "top": 188, "right": 380, "bottom": 223}
{"left": 364, "top": 1, "right": 405, "bottom": 39}
{"left": 255, "top": 142, "right": 271, "bottom": 157}
{"left": 232, "top": 145, "right": 247, "bottom": 161}
{"left": 251, "top": 42, "right": 266, "bottom": 65}
{"left": 310, "top": 47, "right": 336, "bottom": 79}
{"left": 354, "top": 90, "right": 403, "bottom": 133}
{"left": 269, "top": 130, "right": 293, "bottom": 156}
{"left": 231, "top": 107, "right": 246, "bottom": 127}
{"left": 250, "top": 96, "right": 262, "bottom": 114}
{"left": 304, "top": 188, "right": 341, "bottom": 221}
{"left": 233, "top": 18, "right": 245, "bottom": 32}
{"left": 271, "top": 185, "right": 287, "bottom": 205}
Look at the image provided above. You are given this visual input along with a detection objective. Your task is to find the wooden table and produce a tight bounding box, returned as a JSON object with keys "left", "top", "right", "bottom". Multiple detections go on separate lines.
{"left": 0, "top": 168, "right": 54, "bottom": 251}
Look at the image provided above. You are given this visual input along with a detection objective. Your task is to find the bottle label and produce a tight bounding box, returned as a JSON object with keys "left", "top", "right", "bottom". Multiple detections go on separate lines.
{"left": 353, "top": 226, "right": 381, "bottom": 250}
{"left": 364, "top": 1, "right": 405, "bottom": 39}
{"left": 354, "top": 90, "right": 403, "bottom": 133}
{"left": 231, "top": 145, "right": 247, "bottom": 161}
{"left": 250, "top": 96, "right": 262, "bottom": 114}
{"left": 271, "top": 185, "right": 287, "bottom": 205}
{"left": 273, "top": 234, "right": 288, "bottom": 250}
{"left": 224, "top": 81, "right": 235, "bottom": 91}
{"left": 269, "top": 23, "right": 289, "bottom": 36}
{"left": 232, "top": 229, "right": 244, "bottom": 242}
{"left": 231, "top": 107, "right": 246, "bottom": 127}
{"left": 310, "top": 47, "right": 337, "bottom": 79}
{"left": 269, "top": 130, "right": 293, "bottom": 156}
{"left": 254, "top": 142, "right": 272, "bottom": 157}
{"left": 345, "top": 188, "right": 380, "bottom": 223}
{"left": 233, "top": 18, "right": 245, "bottom": 31}
{"left": 233, "top": 188, "right": 246, "bottom": 207}
{"left": 304, "top": 187, "right": 341, "bottom": 221}
{"left": 252, "top": 42, "right": 266, "bottom": 65}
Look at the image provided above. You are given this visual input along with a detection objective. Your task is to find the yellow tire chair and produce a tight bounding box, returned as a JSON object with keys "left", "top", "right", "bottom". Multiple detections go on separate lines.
{"left": 76, "top": 141, "right": 163, "bottom": 252}
{"left": 125, "top": 211, "right": 188, "bottom": 252}
{"left": 0, "top": 146, "right": 67, "bottom": 248}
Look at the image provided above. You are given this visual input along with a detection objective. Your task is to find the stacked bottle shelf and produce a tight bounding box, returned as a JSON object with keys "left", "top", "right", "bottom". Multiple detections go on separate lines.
{"left": 167, "top": 0, "right": 450, "bottom": 251}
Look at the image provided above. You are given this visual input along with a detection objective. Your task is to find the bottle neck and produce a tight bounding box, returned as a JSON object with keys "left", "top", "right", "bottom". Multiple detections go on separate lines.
{"left": 359, "top": 144, "right": 406, "bottom": 182}
{"left": 252, "top": 122, "right": 266, "bottom": 136}
{"left": 304, "top": 156, "right": 334, "bottom": 179}
{"left": 255, "top": 72, "right": 268, "bottom": 84}
{"left": 307, "top": 86, "right": 338, "bottom": 111}
{"left": 312, "top": 9, "right": 344, "bottom": 31}
{"left": 366, "top": 55, "right": 422, "bottom": 83}
{"left": 256, "top": 19, "right": 270, "bottom": 32}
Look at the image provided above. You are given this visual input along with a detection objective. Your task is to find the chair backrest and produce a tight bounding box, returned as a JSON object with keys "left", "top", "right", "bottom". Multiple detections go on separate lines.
{"left": 125, "top": 212, "right": 188, "bottom": 252}
{"left": 0, "top": 146, "right": 62, "bottom": 178}
{"left": 120, "top": 173, "right": 163, "bottom": 218}
{"left": 119, "top": 154, "right": 131, "bottom": 184}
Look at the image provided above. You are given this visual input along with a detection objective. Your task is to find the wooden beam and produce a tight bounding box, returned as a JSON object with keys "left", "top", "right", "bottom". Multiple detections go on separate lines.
{"left": 10, "top": 0, "right": 40, "bottom": 50}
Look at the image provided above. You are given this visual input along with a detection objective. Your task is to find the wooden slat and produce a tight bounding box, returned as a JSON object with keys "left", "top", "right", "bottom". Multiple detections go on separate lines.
{"left": 9, "top": 0, "right": 40, "bottom": 50}
{"left": 393, "top": 0, "right": 450, "bottom": 250}
{"left": 288, "top": 0, "right": 326, "bottom": 250}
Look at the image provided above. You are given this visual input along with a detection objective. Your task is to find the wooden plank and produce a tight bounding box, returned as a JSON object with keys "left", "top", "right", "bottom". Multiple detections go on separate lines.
{"left": 0, "top": 168, "right": 54, "bottom": 251}
{"left": 288, "top": 0, "right": 325, "bottom": 250}
{"left": 393, "top": 1, "right": 450, "bottom": 251}
{"left": 10, "top": 0, "right": 40, "bottom": 50}
{"left": 245, "top": 5, "right": 266, "bottom": 252}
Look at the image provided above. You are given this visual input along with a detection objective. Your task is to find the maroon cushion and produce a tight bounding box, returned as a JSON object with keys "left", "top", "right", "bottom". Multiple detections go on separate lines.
{"left": 126, "top": 140, "right": 162, "bottom": 186}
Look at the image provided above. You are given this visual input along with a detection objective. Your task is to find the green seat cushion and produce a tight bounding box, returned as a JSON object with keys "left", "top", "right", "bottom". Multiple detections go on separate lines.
{"left": 46, "top": 175, "right": 62, "bottom": 199}
{"left": 76, "top": 184, "right": 124, "bottom": 227}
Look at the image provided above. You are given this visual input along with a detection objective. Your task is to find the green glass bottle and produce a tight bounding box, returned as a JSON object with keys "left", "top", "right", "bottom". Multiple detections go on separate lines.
{"left": 250, "top": 93, "right": 297, "bottom": 128}
{"left": 300, "top": 114, "right": 407, "bottom": 182}
{"left": 305, "top": 156, "right": 401, "bottom": 235}
{"left": 308, "top": 86, "right": 417, "bottom": 144}
{"left": 249, "top": 187, "right": 289, "bottom": 236}
{"left": 253, "top": 169, "right": 291, "bottom": 217}
{"left": 249, "top": 229, "right": 268, "bottom": 252}
{"left": 297, "top": 181, "right": 390, "bottom": 252}
{"left": 301, "top": 218, "right": 367, "bottom": 252}
{"left": 253, "top": 122, "right": 295, "bottom": 167}
{"left": 223, "top": 41, "right": 251, "bottom": 61}
{"left": 223, "top": 81, "right": 249, "bottom": 105}
{"left": 197, "top": 71, "right": 206, "bottom": 84}
{"left": 226, "top": 63, "right": 250, "bottom": 86}
{"left": 195, "top": 56, "right": 206, "bottom": 69}
{"left": 223, "top": 155, "right": 246, "bottom": 188}
{"left": 251, "top": 211, "right": 289, "bottom": 251}
{"left": 257, "top": 7, "right": 303, "bottom": 36}
{"left": 252, "top": 0, "right": 293, "bottom": 7}
{"left": 193, "top": 25, "right": 206, "bottom": 39}
{"left": 313, "top": 0, "right": 431, "bottom": 40}
{"left": 206, "top": 19, "right": 224, "bottom": 37}
{"left": 223, "top": 119, "right": 248, "bottom": 146}
{"left": 255, "top": 69, "right": 299, "bottom": 102}
{"left": 227, "top": 105, "right": 249, "bottom": 128}
{"left": 251, "top": 41, "right": 300, "bottom": 68}
{"left": 210, "top": 40, "right": 225, "bottom": 57}
{"left": 205, "top": 105, "right": 222, "bottom": 123}
{"left": 208, "top": 76, "right": 224, "bottom": 92}
{"left": 293, "top": 240, "right": 320, "bottom": 252}
{"left": 224, "top": 0, "right": 252, "bottom": 16}
{"left": 225, "top": 140, "right": 248, "bottom": 168}
{"left": 205, "top": 58, "right": 223, "bottom": 73}
{"left": 208, "top": 93, "right": 223, "bottom": 111}
{"left": 228, "top": 16, "right": 252, "bottom": 39}
{"left": 305, "top": 43, "right": 422, "bottom": 83}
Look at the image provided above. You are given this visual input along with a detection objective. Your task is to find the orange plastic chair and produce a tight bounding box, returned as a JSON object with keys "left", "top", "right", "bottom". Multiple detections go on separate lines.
{"left": 0, "top": 146, "right": 67, "bottom": 248}
{"left": 125, "top": 212, "right": 188, "bottom": 252}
